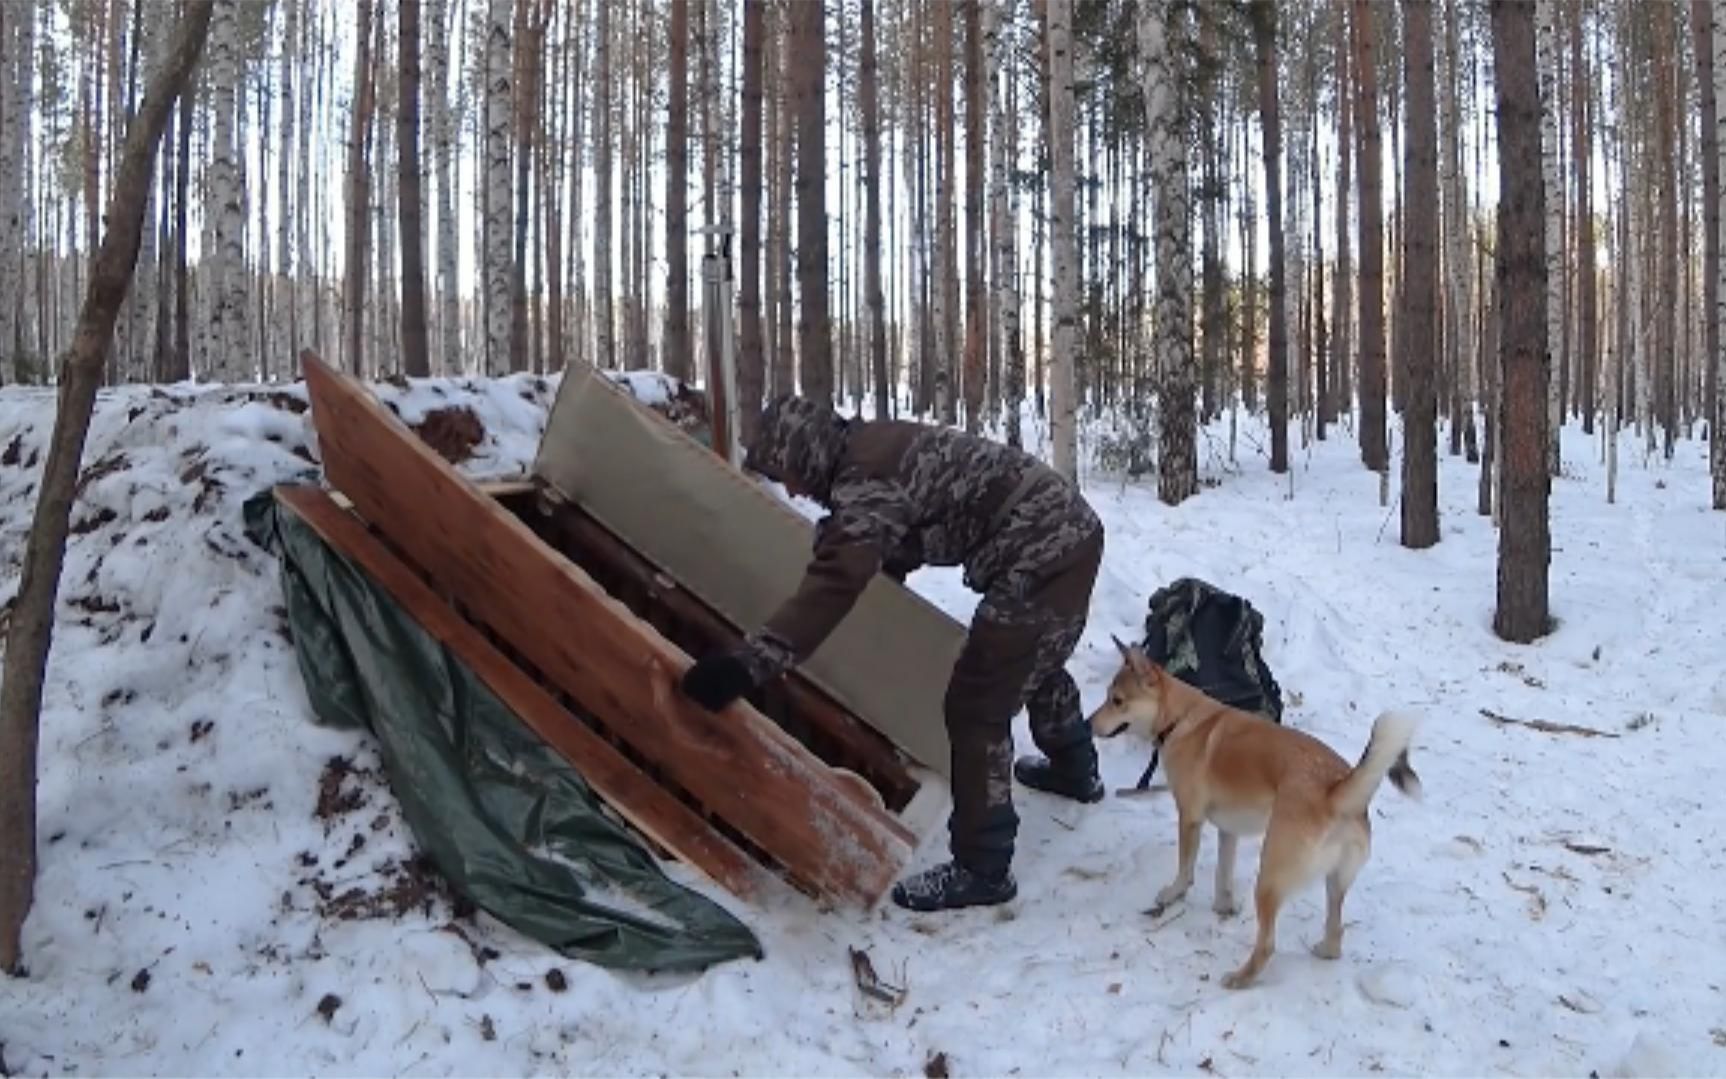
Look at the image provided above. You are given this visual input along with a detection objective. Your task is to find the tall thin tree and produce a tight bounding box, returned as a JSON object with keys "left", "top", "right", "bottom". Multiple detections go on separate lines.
{"left": 1354, "top": 0, "right": 1389, "bottom": 471}
{"left": 0, "top": 0, "right": 214, "bottom": 973}
{"left": 794, "top": 0, "right": 831, "bottom": 403}
{"left": 1146, "top": 0, "right": 1197, "bottom": 500}
{"left": 861, "top": 0, "right": 888, "bottom": 421}
{"left": 1401, "top": 0, "right": 1440, "bottom": 547}
{"left": 739, "top": 0, "right": 766, "bottom": 439}
{"left": 667, "top": 0, "right": 692, "bottom": 381}
{"left": 1047, "top": 0, "right": 1080, "bottom": 481}
{"left": 1256, "top": 0, "right": 1290, "bottom": 474}
{"left": 1490, "top": 0, "right": 1553, "bottom": 643}
{"left": 400, "top": 0, "right": 430, "bottom": 378}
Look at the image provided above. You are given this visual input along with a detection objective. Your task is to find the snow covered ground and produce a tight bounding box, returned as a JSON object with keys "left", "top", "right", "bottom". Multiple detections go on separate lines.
{"left": 1, "top": 377, "right": 1723, "bottom": 1077}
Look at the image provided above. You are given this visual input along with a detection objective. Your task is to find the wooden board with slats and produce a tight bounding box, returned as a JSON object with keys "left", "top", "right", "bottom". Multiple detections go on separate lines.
{"left": 297, "top": 349, "right": 918, "bottom": 909}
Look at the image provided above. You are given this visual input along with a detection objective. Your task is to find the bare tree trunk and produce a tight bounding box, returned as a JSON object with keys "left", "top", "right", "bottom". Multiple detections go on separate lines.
{"left": 1334, "top": 0, "right": 1353, "bottom": 420}
{"left": 1254, "top": 1, "right": 1289, "bottom": 474}
{"left": 1575, "top": 0, "right": 1597, "bottom": 437}
{"left": 1536, "top": 0, "right": 1564, "bottom": 472}
{"left": 171, "top": 64, "right": 191, "bottom": 382}
{"left": 862, "top": 0, "right": 888, "bottom": 422}
{"left": 1047, "top": 0, "right": 1078, "bottom": 480}
{"left": 594, "top": 0, "right": 614, "bottom": 369}
{"left": 1354, "top": 0, "right": 1389, "bottom": 471}
{"left": 739, "top": 0, "right": 766, "bottom": 436}
{"left": 1654, "top": 1, "right": 1679, "bottom": 460}
{"left": 1198, "top": 6, "right": 1224, "bottom": 426}
{"left": 1713, "top": 1, "right": 1726, "bottom": 507}
{"left": 399, "top": 0, "right": 431, "bottom": 378}
{"left": 1491, "top": 0, "right": 1553, "bottom": 643}
{"left": 1401, "top": 0, "right": 1440, "bottom": 547}
{"left": 207, "top": 0, "right": 247, "bottom": 379}
{"left": 962, "top": 0, "right": 986, "bottom": 431}
{"left": 344, "top": 0, "right": 378, "bottom": 377}
{"left": 1143, "top": 1, "right": 1195, "bottom": 498}
{"left": 998, "top": 0, "right": 1024, "bottom": 446}
{"left": 0, "top": 0, "right": 213, "bottom": 975}
{"left": 773, "top": 7, "right": 794, "bottom": 397}
{"left": 666, "top": 0, "right": 691, "bottom": 381}
{"left": 793, "top": 0, "right": 831, "bottom": 403}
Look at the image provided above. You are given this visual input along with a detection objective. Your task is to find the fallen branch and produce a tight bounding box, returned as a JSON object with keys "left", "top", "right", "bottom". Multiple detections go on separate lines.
{"left": 1480, "top": 708, "right": 1619, "bottom": 739}
{"left": 848, "top": 946, "right": 906, "bottom": 1007}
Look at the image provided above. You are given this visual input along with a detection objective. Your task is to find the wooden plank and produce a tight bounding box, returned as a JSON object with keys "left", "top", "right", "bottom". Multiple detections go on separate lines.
{"left": 517, "top": 486, "right": 923, "bottom": 811}
{"left": 274, "top": 485, "right": 771, "bottom": 901}
{"left": 299, "top": 350, "right": 913, "bottom": 908}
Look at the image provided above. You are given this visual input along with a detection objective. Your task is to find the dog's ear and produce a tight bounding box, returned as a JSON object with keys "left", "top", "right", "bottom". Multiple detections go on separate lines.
{"left": 1111, "top": 633, "right": 1134, "bottom": 666}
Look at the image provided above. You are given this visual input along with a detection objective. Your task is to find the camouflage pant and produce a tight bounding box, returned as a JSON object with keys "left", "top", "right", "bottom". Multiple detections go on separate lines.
{"left": 945, "top": 527, "right": 1104, "bottom": 876}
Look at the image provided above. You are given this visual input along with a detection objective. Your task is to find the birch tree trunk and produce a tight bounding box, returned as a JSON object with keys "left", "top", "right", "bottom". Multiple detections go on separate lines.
{"left": 206, "top": 0, "right": 247, "bottom": 379}
{"left": 1047, "top": 0, "right": 1079, "bottom": 481}
{"left": 1401, "top": 0, "right": 1440, "bottom": 548}
{"left": 430, "top": 0, "right": 460, "bottom": 374}
{"left": 1143, "top": 1, "right": 1195, "bottom": 500}
{"left": 0, "top": 0, "right": 213, "bottom": 975}
{"left": 1491, "top": 0, "right": 1553, "bottom": 644}
{"left": 1536, "top": 0, "right": 1564, "bottom": 473}
{"left": 482, "top": 0, "right": 512, "bottom": 375}
{"left": 997, "top": 0, "right": 1024, "bottom": 447}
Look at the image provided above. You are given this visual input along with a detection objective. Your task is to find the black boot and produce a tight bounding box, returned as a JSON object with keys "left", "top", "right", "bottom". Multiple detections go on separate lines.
{"left": 889, "top": 860, "right": 1017, "bottom": 912}
{"left": 1013, "top": 754, "right": 1105, "bottom": 803}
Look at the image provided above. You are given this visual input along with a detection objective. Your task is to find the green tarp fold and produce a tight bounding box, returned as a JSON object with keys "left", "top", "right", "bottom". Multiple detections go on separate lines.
{"left": 244, "top": 490, "right": 763, "bottom": 973}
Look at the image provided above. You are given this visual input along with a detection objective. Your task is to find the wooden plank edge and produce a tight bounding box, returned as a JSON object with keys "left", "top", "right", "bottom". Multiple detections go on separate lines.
{"left": 300, "top": 350, "right": 913, "bottom": 908}
{"left": 272, "top": 484, "right": 774, "bottom": 905}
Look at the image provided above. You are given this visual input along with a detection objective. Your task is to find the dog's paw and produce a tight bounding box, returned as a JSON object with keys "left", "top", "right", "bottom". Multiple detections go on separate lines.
{"left": 1310, "top": 939, "right": 1342, "bottom": 961}
{"left": 1212, "top": 897, "right": 1240, "bottom": 919}
{"left": 1221, "top": 968, "right": 1256, "bottom": 990}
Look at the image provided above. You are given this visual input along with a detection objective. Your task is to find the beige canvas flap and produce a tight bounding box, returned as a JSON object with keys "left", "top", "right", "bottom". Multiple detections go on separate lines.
{"left": 533, "top": 366, "right": 963, "bottom": 777}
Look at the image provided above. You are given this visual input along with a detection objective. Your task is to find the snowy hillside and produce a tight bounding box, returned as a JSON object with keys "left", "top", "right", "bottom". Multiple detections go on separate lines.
{"left": 1, "top": 378, "right": 1723, "bottom": 1077}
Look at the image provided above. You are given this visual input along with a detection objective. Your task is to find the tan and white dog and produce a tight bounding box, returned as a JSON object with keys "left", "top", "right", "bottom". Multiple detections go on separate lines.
{"left": 1089, "top": 638, "right": 1422, "bottom": 989}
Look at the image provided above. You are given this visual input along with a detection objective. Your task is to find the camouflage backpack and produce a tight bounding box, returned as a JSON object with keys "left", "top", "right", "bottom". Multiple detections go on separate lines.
{"left": 1130, "top": 577, "right": 1286, "bottom": 789}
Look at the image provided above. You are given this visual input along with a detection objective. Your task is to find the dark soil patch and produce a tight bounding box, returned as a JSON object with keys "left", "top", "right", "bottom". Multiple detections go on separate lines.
{"left": 180, "top": 457, "right": 224, "bottom": 514}
{"left": 315, "top": 854, "right": 444, "bottom": 922}
{"left": 70, "top": 507, "right": 118, "bottom": 535}
{"left": 190, "top": 719, "right": 214, "bottom": 743}
{"left": 316, "top": 993, "right": 342, "bottom": 1022}
{"left": 1, "top": 434, "right": 22, "bottom": 467}
{"left": 75, "top": 453, "right": 129, "bottom": 497}
{"left": 315, "top": 756, "right": 371, "bottom": 822}
{"left": 130, "top": 969, "right": 151, "bottom": 993}
{"left": 69, "top": 593, "right": 122, "bottom": 615}
{"left": 143, "top": 506, "right": 171, "bottom": 523}
{"left": 265, "top": 392, "right": 309, "bottom": 414}
{"left": 412, "top": 406, "right": 486, "bottom": 464}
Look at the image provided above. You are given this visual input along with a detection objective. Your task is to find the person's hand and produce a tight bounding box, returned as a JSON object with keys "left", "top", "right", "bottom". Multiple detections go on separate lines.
{"left": 679, "top": 651, "right": 755, "bottom": 711}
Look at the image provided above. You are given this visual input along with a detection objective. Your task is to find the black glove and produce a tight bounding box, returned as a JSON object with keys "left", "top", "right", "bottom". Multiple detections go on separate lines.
{"left": 679, "top": 651, "right": 755, "bottom": 711}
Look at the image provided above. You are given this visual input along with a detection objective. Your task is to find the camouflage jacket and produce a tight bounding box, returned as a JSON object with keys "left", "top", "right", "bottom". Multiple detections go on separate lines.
{"left": 736, "top": 396, "right": 1103, "bottom": 683}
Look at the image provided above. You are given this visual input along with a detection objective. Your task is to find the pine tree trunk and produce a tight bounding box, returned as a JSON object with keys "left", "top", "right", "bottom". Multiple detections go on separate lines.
{"left": 0, "top": 0, "right": 213, "bottom": 975}
{"left": 399, "top": 0, "right": 430, "bottom": 378}
{"left": 1047, "top": 0, "right": 1079, "bottom": 480}
{"left": 1401, "top": 0, "right": 1440, "bottom": 548}
{"left": 1354, "top": 0, "right": 1388, "bottom": 470}
{"left": 1575, "top": 0, "right": 1597, "bottom": 437}
{"left": 1654, "top": 1, "right": 1679, "bottom": 460}
{"left": 1334, "top": 0, "right": 1353, "bottom": 420}
{"left": 666, "top": 0, "right": 691, "bottom": 382}
{"left": 739, "top": 0, "right": 766, "bottom": 435}
{"left": 793, "top": 0, "right": 831, "bottom": 404}
{"left": 594, "top": 0, "right": 614, "bottom": 369}
{"left": 998, "top": 0, "right": 1024, "bottom": 446}
{"left": 962, "top": 0, "right": 986, "bottom": 432}
{"left": 1490, "top": 0, "right": 1553, "bottom": 643}
{"left": 862, "top": 0, "right": 888, "bottom": 423}
{"left": 773, "top": 9, "right": 795, "bottom": 397}
{"left": 343, "top": 0, "right": 377, "bottom": 377}
{"left": 1713, "top": 1, "right": 1726, "bottom": 507}
{"left": 1443, "top": 0, "right": 1476, "bottom": 459}
{"left": 1255, "top": 1, "right": 1289, "bottom": 474}
{"left": 508, "top": 3, "right": 536, "bottom": 375}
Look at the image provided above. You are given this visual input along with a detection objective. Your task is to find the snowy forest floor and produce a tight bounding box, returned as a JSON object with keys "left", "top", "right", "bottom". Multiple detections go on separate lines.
{"left": 0, "top": 377, "right": 1723, "bottom": 1077}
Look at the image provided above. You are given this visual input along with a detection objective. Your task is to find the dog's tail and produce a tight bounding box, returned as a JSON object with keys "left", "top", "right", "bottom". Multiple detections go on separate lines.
{"left": 1328, "top": 711, "right": 1423, "bottom": 818}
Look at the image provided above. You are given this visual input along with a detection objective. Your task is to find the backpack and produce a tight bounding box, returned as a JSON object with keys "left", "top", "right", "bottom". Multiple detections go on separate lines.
{"left": 1130, "top": 577, "right": 1286, "bottom": 789}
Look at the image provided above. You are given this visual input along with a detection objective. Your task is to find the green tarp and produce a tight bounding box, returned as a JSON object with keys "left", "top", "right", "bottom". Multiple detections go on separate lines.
{"left": 243, "top": 491, "right": 763, "bottom": 973}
